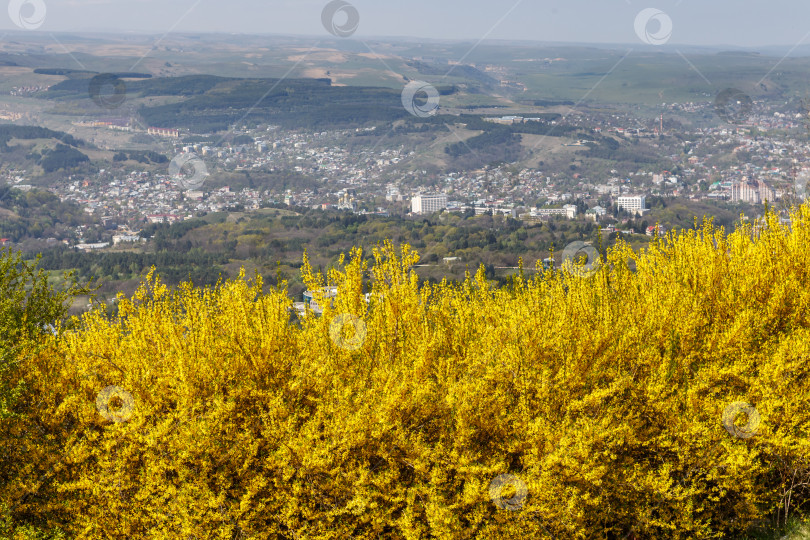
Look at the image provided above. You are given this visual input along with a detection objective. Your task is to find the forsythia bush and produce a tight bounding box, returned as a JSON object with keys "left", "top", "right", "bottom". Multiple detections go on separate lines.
{"left": 4, "top": 207, "right": 810, "bottom": 538}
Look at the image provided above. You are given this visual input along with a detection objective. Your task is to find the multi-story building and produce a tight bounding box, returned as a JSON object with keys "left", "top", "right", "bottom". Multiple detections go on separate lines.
{"left": 411, "top": 193, "right": 448, "bottom": 214}
{"left": 731, "top": 180, "right": 774, "bottom": 203}
{"left": 112, "top": 234, "right": 144, "bottom": 245}
{"left": 531, "top": 204, "right": 578, "bottom": 219}
{"left": 146, "top": 214, "right": 182, "bottom": 224}
{"left": 475, "top": 206, "right": 518, "bottom": 217}
{"left": 147, "top": 127, "right": 180, "bottom": 138}
{"left": 617, "top": 195, "right": 646, "bottom": 216}
{"left": 731, "top": 180, "right": 757, "bottom": 203}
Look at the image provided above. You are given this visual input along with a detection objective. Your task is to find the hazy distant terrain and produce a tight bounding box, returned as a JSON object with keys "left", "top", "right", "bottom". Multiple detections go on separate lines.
{"left": 0, "top": 32, "right": 802, "bottom": 185}
{"left": 0, "top": 33, "right": 808, "bottom": 110}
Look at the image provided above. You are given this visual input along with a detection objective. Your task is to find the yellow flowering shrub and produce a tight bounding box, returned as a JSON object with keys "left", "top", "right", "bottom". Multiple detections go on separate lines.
{"left": 4, "top": 206, "right": 810, "bottom": 538}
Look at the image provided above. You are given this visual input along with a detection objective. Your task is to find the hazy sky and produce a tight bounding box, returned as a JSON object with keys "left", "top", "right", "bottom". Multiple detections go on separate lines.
{"left": 4, "top": 0, "right": 810, "bottom": 48}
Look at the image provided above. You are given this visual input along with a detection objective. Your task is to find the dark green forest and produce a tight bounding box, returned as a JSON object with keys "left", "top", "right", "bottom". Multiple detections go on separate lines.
{"left": 0, "top": 124, "right": 85, "bottom": 149}
{"left": 42, "top": 75, "right": 413, "bottom": 132}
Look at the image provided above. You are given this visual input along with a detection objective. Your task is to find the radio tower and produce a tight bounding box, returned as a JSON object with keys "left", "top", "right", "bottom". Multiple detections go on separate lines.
{"left": 660, "top": 113, "right": 664, "bottom": 135}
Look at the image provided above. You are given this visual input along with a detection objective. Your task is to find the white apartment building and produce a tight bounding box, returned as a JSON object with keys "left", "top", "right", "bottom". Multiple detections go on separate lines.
{"left": 617, "top": 195, "right": 646, "bottom": 216}
{"left": 411, "top": 193, "right": 448, "bottom": 214}
{"left": 731, "top": 180, "right": 774, "bottom": 204}
{"left": 112, "top": 234, "right": 144, "bottom": 245}
{"left": 731, "top": 181, "right": 759, "bottom": 203}
{"left": 531, "top": 204, "right": 578, "bottom": 219}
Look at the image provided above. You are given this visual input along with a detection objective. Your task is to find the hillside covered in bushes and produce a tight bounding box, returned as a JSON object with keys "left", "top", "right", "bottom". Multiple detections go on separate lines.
{"left": 3, "top": 207, "right": 810, "bottom": 538}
